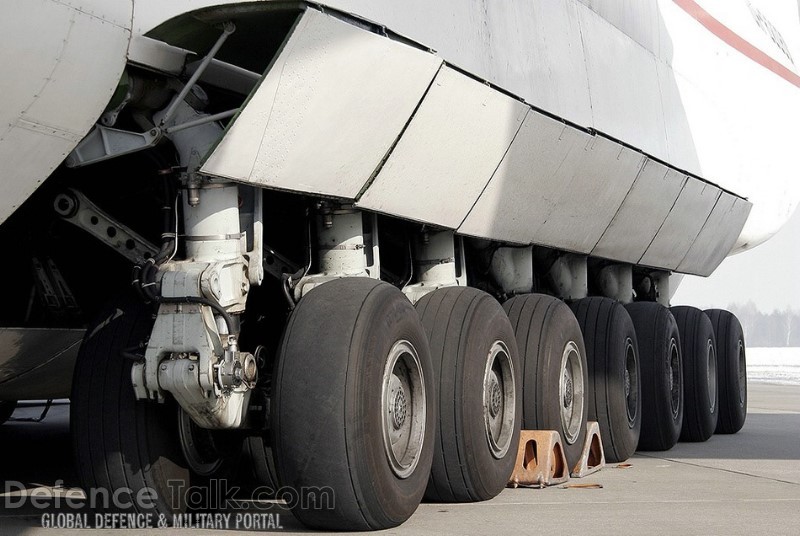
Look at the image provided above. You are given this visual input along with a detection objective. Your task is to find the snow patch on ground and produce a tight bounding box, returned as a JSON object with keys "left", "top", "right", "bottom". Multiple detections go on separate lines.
{"left": 746, "top": 347, "right": 800, "bottom": 386}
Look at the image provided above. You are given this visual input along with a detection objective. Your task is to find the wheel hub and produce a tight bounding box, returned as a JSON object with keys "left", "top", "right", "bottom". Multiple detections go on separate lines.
{"left": 707, "top": 339, "right": 717, "bottom": 412}
{"left": 624, "top": 369, "right": 631, "bottom": 397}
{"left": 392, "top": 388, "right": 408, "bottom": 430}
{"left": 483, "top": 341, "right": 516, "bottom": 459}
{"left": 563, "top": 372, "right": 574, "bottom": 409}
{"left": 624, "top": 338, "right": 639, "bottom": 426}
{"left": 668, "top": 338, "right": 681, "bottom": 418}
{"left": 381, "top": 340, "right": 426, "bottom": 479}
{"left": 488, "top": 376, "right": 502, "bottom": 418}
{"left": 559, "top": 341, "right": 584, "bottom": 445}
{"left": 177, "top": 408, "right": 229, "bottom": 477}
{"left": 737, "top": 341, "right": 746, "bottom": 405}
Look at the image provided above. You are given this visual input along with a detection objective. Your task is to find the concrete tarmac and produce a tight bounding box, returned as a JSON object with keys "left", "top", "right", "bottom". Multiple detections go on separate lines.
{"left": 1, "top": 383, "right": 798, "bottom": 535}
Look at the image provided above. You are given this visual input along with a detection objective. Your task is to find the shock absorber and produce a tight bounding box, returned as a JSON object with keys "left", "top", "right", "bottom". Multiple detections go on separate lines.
{"left": 292, "top": 202, "right": 380, "bottom": 300}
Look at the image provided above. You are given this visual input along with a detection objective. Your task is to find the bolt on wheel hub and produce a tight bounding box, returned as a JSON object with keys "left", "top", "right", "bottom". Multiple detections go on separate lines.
{"left": 559, "top": 341, "right": 585, "bottom": 445}
{"left": 563, "top": 372, "right": 574, "bottom": 409}
{"left": 488, "top": 377, "right": 502, "bottom": 418}
{"left": 624, "top": 369, "right": 631, "bottom": 397}
{"left": 392, "top": 388, "right": 408, "bottom": 430}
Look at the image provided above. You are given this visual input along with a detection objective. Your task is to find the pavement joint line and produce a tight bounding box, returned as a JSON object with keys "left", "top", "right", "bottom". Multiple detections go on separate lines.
{"left": 3, "top": 498, "right": 798, "bottom": 516}
{"left": 748, "top": 408, "right": 799, "bottom": 414}
{"left": 637, "top": 453, "right": 800, "bottom": 486}
{"left": 468, "top": 498, "right": 800, "bottom": 507}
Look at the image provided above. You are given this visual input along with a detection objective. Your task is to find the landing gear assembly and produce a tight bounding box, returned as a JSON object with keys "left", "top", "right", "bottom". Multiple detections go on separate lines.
{"left": 672, "top": 306, "right": 719, "bottom": 442}
{"left": 626, "top": 302, "right": 684, "bottom": 452}
{"left": 418, "top": 287, "right": 520, "bottom": 502}
{"left": 57, "top": 35, "right": 749, "bottom": 531}
{"left": 274, "top": 278, "right": 434, "bottom": 529}
{"left": 570, "top": 297, "right": 641, "bottom": 463}
{"left": 505, "top": 294, "right": 588, "bottom": 469}
{"left": 706, "top": 309, "right": 748, "bottom": 434}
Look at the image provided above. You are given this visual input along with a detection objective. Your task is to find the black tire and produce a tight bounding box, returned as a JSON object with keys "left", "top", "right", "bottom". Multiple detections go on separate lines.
{"left": 417, "top": 287, "right": 521, "bottom": 503}
{"left": 239, "top": 434, "right": 279, "bottom": 495}
{"left": 71, "top": 298, "right": 194, "bottom": 515}
{"left": 176, "top": 408, "right": 243, "bottom": 483}
{"left": 0, "top": 400, "right": 16, "bottom": 425}
{"left": 625, "top": 302, "right": 683, "bottom": 451}
{"left": 504, "top": 294, "right": 587, "bottom": 469}
{"left": 671, "top": 306, "right": 719, "bottom": 442}
{"left": 705, "top": 309, "right": 747, "bottom": 434}
{"left": 273, "top": 278, "right": 435, "bottom": 530}
{"left": 570, "top": 298, "right": 641, "bottom": 463}
{"left": 236, "top": 290, "right": 283, "bottom": 498}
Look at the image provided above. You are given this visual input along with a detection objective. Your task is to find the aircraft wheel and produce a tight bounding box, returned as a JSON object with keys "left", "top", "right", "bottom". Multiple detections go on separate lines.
{"left": 705, "top": 309, "right": 747, "bottom": 434}
{"left": 671, "top": 306, "right": 719, "bottom": 442}
{"left": 504, "top": 294, "right": 587, "bottom": 469}
{"left": 417, "top": 287, "right": 520, "bottom": 502}
{"left": 177, "top": 408, "right": 242, "bottom": 480}
{"left": 0, "top": 401, "right": 16, "bottom": 425}
{"left": 273, "top": 278, "right": 434, "bottom": 530}
{"left": 625, "top": 302, "right": 683, "bottom": 451}
{"left": 71, "top": 297, "right": 197, "bottom": 515}
{"left": 239, "top": 435, "right": 279, "bottom": 495}
{"left": 570, "top": 297, "right": 641, "bottom": 463}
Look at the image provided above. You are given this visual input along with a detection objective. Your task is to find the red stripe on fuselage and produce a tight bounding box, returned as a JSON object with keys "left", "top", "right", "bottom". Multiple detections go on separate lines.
{"left": 673, "top": 0, "right": 800, "bottom": 88}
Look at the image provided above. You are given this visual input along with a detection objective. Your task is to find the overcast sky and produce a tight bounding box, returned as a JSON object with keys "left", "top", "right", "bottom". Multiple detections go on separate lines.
{"left": 672, "top": 207, "right": 800, "bottom": 313}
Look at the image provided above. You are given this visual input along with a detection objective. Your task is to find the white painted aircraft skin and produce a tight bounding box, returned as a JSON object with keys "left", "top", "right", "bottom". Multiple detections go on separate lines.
{"left": 131, "top": 0, "right": 800, "bottom": 255}
{"left": 1, "top": 0, "right": 798, "bottom": 266}
{"left": 0, "top": 0, "right": 131, "bottom": 226}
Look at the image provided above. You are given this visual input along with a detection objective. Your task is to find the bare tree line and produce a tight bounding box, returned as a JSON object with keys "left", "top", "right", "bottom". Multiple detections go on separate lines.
{"left": 726, "top": 302, "right": 800, "bottom": 347}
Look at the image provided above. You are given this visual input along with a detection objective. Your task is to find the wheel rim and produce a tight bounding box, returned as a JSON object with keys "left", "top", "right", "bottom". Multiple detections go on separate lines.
{"left": 178, "top": 409, "right": 226, "bottom": 477}
{"left": 707, "top": 338, "right": 717, "bottom": 412}
{"left": 667, "top": 338, "right": 681, "bottom": 419}
{"left": 623, "top": 337, "right": 639, "bottom": 427}
{"left": 559, "top": 341, "right": 584, "bottom": 445}
{"left": 381, "top": 340, "right": 426, "bottom": 479}
{"left": 483, "top": 341, "right": 516, "bottom": 459}
{"left": 737, "top": 340, "right": 746, "bottom": 406}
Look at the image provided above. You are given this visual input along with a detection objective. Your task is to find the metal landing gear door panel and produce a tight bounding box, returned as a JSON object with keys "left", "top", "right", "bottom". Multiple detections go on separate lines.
{"left": 199, "top": 8, "right": 443, "bottom": 199}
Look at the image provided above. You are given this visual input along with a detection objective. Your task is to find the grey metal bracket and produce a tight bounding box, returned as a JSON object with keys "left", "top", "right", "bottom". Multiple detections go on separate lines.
{"left": 65, "top": 21, "right": 237, "bottom": 169}
{"left": 65, "top": 125, "right": 161, "bottom": 168}
{"left": 54, "top": 189, "right": 159, "bottom": 264}
{"left": 262, "top": 244, "right": 300, "bottom": 281}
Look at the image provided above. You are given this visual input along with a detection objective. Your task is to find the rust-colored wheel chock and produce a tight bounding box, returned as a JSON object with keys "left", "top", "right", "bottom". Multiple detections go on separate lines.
{"left": 508, "top": 430, "right": 569, "bottom": 488}
{"left": 507, "top": 422, "right": 606, "bottom": 488}
{"left": 571, "top": 421, "right": 606, "bottom": 478}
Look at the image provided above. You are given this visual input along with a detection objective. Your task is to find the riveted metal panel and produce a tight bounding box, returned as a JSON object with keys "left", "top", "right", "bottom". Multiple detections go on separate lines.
{"left": 640, "top": 178, "right": 721, "bottom": 270}
{"left": 200, "top": 8, "right": 443, "bottom": 199}
{"left": 577, "top": 2, "right": 668, "bottom": 163}
{"left": 678, "top": 194, "right": 752, "bottom": 276}
{"left": 458, "top": 111, "right": 591, "bottom": 245}
{"left": 355, "top": 66, "right": 528, "bottom": 228}
{"left": 459, "top": 111, "right": 644, "bottom": 255}
{"left": 0, "top": 0, "right": 131, "bottom": 224}
{"left": 139, "top": 0, "right": 800, "bottom": 256}
{"left": 656, "top": 60, "right": 702, "bottom": 179}
{"left": 592, "top": 161, "right": 686, "bottom": 263}
{"left": 533, "top": 139, "right": 645, "bottom": 253}
{"left": 483, "top": 0, "right": 594, "bottom": 127}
